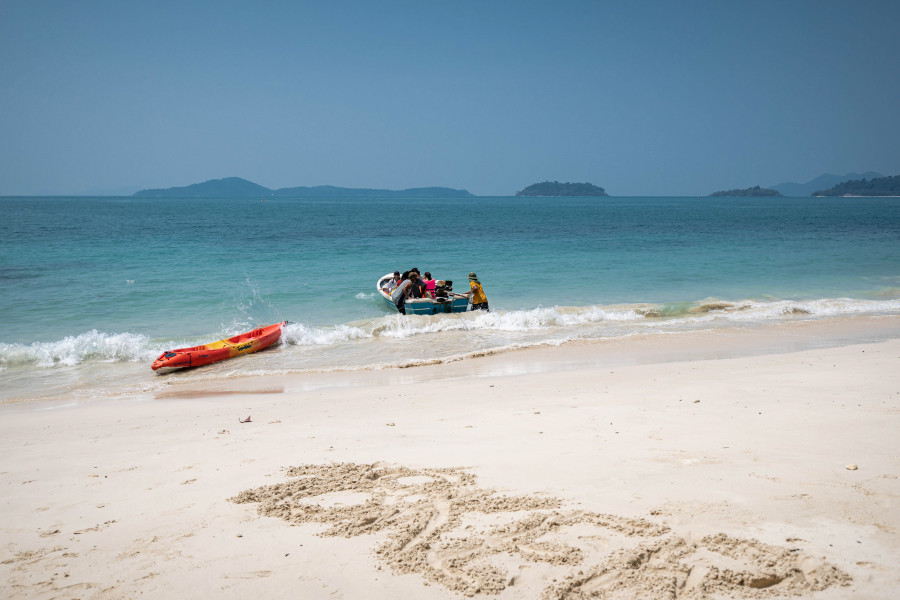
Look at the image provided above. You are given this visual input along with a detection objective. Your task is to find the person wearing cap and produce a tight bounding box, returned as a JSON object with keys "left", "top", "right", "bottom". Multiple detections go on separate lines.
{"left": 463, "top": 272, "right": 489, "bottom": 311}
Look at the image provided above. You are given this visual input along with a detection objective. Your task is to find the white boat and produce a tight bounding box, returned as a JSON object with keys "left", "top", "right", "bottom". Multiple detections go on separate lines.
{"left": 377, "top": 273, "right": 469, "bottom": 315}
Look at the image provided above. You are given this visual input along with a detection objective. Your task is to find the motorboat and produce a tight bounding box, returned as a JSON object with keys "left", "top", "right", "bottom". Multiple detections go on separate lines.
{"left": 377, "top": 273, "right": 469, "bottom": 315}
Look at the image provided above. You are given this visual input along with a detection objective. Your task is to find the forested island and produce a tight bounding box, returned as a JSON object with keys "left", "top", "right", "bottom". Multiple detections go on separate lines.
{"left": 770, "top": 172, "right": 882, "bottom": 196}
{"left": 134, "top": 177, "right": 474, "bottom": 198}
{"left": 708, "top": 186, "right": 782, "bottom": 197}
{"left": 812, "top": 174, "right": 900, "bottom": 196}
{"left": 516, "top": 181, "right": 608, "bottom": 197}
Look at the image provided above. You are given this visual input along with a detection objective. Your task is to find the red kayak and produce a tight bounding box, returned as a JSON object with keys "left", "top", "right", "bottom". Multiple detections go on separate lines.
{"left": 151, "top": 322, "right": 286, "bottom": 372}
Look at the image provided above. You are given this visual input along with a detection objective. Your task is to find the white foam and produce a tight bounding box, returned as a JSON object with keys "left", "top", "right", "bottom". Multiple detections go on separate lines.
{"left": 688, "top": 298, "right": 900, "bottom": 323}
{"left": 3, "top": 297, "right": 898, "bottom": 371}
{"left": 282, "top": 322, "right": 370, "bottom": 346}
{"left": 239, "top": 298, "right": 900, "bottom": 348}
{"left": 0, "top": 330, "right": 158, "bottom": 368}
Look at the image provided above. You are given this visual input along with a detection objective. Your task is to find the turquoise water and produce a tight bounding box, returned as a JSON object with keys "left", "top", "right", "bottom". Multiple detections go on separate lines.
{"left": 1, "top": 196, "right": 899, "bottom": 402}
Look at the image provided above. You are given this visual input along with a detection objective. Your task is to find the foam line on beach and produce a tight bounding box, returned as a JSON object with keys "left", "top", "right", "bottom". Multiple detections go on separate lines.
{"left": 2, "top": 297, "right": 898, "bottom": 372}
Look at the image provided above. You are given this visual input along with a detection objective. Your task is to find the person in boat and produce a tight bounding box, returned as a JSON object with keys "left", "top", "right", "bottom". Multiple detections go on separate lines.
{"left": 423, "top": 272, "right": 436, "bottom": 298}
{"left": 391, "top": 271, "right": 418, "bottom": 314}
{"left": 383, "top": 271, "right": 401, "bottom": 293}
{"left": 408, "top": 268, "right": 420, "bottom": 297}
{"left": 410, "top": 268, "right": 428, "bottom": 298}
{"left": 461, "top": 272, "right": 489, "bottom": 311}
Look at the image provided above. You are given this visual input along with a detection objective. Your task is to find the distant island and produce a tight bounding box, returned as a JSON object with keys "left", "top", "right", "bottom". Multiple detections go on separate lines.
{"left": 708, "top": 186, "right": 782, "bottom": 197}
{"left": 133, "top": 177, "right": 474, "bottom": 198}
{"left": 812, "top": 174, "right": 900, "bottom": 197}
{"left": 516, "top": 181, "right": 608, "bottom": 197}
{"left": 769, "top": 172, "right": 882, "bottom": 197}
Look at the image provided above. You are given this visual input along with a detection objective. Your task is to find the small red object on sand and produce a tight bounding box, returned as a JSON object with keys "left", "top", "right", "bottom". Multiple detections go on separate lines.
{"left": 240, "top": 415, "right": 251, "bottom": 423}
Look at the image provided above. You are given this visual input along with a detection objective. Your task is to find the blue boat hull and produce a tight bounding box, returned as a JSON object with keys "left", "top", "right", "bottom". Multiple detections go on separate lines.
{"left": 377, "top": 274, "right": 469, "bottom": 315}
{"left": 404, "top": 296, "right": 470, "bottom": 315}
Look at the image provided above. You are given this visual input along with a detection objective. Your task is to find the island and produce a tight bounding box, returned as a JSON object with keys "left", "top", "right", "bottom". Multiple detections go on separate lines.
{"left": 708, "top": 186, "right": 782, "bottom": 197}
{"left": 515, "top": 181, "right": 608, "bottom": 197}
{"left": 134, "top": 177, "right": 474, "bottom": 198}
{"left": 770, "top": 171, "right": 882, "bottom": 197}
{"left": 812, "top": 174, "right": 900, "bottom": 197}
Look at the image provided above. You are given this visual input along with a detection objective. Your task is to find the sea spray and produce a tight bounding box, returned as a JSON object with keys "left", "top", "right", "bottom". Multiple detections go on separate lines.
{"left": 0, "top": 330, "right": 158, "bottom": 368}
{"left": 282, "top": 321, "right": 371, "bottom": 346}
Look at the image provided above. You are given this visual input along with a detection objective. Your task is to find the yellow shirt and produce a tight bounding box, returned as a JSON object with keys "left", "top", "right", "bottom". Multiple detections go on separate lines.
{"left": 469, "top": 281, "right": 487, "bottom": 304}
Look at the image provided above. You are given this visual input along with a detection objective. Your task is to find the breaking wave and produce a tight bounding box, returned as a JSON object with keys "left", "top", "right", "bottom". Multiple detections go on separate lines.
{"left": 0, "top": 330, "right": 160, "bottom": 369}
{"left": 2, "top": 297, "right": 899, "bottom": 371}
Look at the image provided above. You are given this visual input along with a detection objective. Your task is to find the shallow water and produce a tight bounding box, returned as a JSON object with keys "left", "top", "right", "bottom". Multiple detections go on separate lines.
{"left": 1, "top": 195, "right": 898, "bottom": 403}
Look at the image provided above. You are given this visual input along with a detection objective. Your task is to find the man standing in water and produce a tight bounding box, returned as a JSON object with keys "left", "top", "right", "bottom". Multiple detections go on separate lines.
{"left": 463, "top": 272, "right": 489, "bottom": 311}
{"left": 391, "top": 271, "right": 418, "bottom": 314}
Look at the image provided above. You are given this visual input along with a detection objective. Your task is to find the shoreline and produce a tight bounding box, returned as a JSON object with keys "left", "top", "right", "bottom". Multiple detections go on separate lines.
{"left": 1, "top": 320, "right": 898, "bottom": 598}
{"left": 150, "top": 314, "right": 900, "bottom": 406}
{"left": 3, "top": 313, "right": 898, "bottom": 410}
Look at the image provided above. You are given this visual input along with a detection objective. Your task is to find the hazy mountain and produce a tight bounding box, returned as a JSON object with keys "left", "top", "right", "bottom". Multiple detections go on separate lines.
{"left": 812, "top": 174, "right": 900, "bottom": 196}
{"left": 770, "top": 172, "right": 883, "bottom": 197}
{"left": 134, "top": 177, "right": 272, "bottom": 198}
{"left": 133, "top": 177, "right": 473, "bottom": 198}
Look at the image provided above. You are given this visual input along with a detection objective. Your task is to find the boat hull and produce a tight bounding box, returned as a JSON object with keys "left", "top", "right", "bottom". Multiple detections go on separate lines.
{"left": 151, "top": 321, "right": 286, "bottom": 371}
{"left": 377, "top": 274, "right": 469, "bottom": 315}
{"left": 404, "top": 296, "right": 469, "bottom": 314}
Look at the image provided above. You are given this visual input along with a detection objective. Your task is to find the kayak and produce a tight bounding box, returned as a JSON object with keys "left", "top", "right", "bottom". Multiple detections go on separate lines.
{"left": 151, "top": 321, "right": 286, "bottom": 372}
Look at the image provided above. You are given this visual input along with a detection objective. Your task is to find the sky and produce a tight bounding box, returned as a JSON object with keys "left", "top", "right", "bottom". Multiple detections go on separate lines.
{"left": 1, "top": 1, "right": 899, "bottom": 196}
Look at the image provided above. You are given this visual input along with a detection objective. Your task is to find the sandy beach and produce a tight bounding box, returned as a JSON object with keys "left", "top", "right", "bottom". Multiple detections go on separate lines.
{"left": 2, "top": 320, "right": 898, "bottom": 599}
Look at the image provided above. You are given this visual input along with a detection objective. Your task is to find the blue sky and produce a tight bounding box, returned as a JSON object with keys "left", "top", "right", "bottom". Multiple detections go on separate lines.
{"left": 1, "top": 1, "right": 898, "bottom": 196}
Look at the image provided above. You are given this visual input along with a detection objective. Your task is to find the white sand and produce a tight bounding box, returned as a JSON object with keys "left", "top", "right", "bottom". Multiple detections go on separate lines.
{"left": 1, "top": 325, "right": 898, "bottom": 598}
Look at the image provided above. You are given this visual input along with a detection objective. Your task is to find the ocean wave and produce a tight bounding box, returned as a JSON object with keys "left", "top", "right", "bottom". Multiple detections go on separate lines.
{"left": 279, "top": 297, "right": 900, "bottom": 346}
{"left": 282, "top": 322, "right": 371, "bottom": 346}
{"left": 672, "top": 298, "right": 900, "bottom": 323}
{"left": 3, "top": 297, "right": 898, "bottom": 370}
{"left": 279, "top": 306, "right": 647, "bottom": 346}
{"left": 0, "top": 330, "right": 159, "bottom": 368}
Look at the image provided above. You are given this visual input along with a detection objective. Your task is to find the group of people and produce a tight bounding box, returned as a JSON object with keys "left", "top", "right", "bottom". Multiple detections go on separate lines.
{"left": 382, "top": 268, "right": 488, "bottom": 315}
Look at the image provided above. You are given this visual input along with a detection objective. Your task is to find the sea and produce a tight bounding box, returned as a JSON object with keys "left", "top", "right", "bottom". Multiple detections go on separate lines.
{"left": 1, "top": 195, "right": 899, "bottom": 405}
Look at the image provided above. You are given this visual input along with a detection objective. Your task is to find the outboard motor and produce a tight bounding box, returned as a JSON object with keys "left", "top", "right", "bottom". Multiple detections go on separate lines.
{"left": 434, "top": 280, "right": 453, "bottom": 301}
